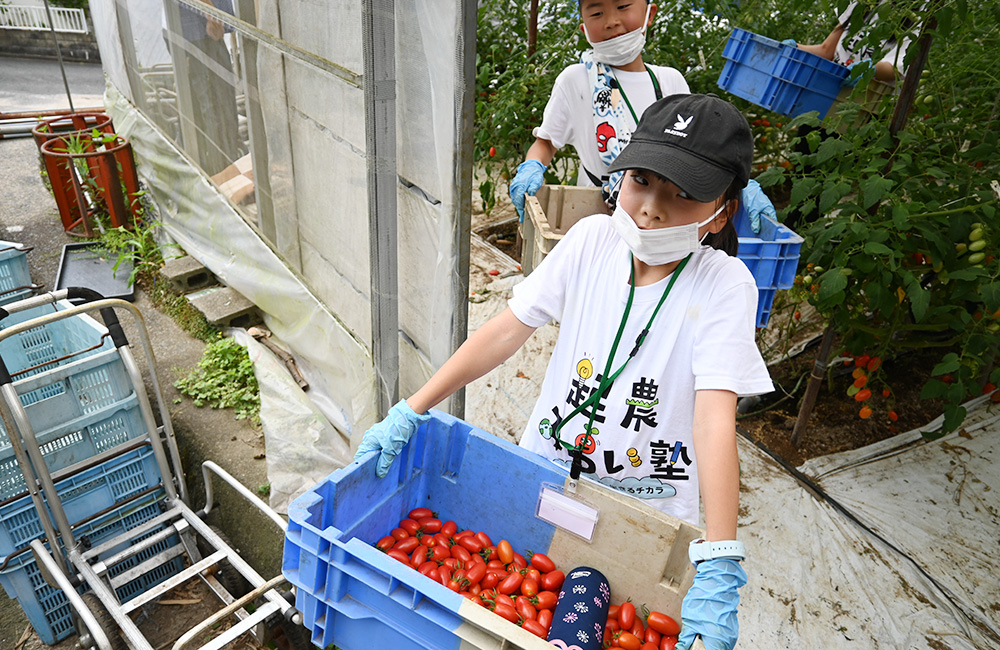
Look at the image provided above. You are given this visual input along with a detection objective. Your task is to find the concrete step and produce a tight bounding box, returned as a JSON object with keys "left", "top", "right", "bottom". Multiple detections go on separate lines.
{"left": 161, "top": 255, "right": 217, "bottom": 293}
{"left": 186, "top": 286, "right": 262, "bottom": 329}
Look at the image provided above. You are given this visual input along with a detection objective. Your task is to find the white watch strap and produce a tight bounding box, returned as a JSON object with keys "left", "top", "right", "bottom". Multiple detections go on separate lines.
{"left": 688, "top": 539, "right": 746, "bottom": 565}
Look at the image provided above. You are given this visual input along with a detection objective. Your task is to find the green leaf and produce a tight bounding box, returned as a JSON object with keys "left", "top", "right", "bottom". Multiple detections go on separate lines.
{"left": 863, "top": 242, "right": 893, "bottom": 256}
{"left": 815, "top": 138, "right": 852, "bottom": 165}
{"left": 907, "top": 279, "right": 930, "bottom": 321}
{"left": 861, "top": 175, "right": 893, "bottom": 210}
{"left": 931, "top": 353, "right": 961, "bottom": 376}
{"left": 789, "top": 178, "right": 821, "bottom": 210}
{"left": 817, "top": 268, "right": 848, "bottom": 303}
{"left": 920, "top": 379, "right": 947, "bottom": 400}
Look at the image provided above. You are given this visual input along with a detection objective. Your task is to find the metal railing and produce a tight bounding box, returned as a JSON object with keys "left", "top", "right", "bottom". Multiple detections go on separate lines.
{"left": 0, "top": 5, "right": 88, "bottom": 34}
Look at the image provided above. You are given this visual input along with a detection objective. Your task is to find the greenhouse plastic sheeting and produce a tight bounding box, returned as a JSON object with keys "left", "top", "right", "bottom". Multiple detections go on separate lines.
{"left": 106, "top": 83, "right": 378, "bottom": 445}
{"left": 737, "top": 394, "right": 1000, "bottom": 648}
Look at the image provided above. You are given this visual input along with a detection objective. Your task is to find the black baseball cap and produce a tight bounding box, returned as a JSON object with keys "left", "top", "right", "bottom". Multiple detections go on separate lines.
{"left": 607, "top": 93, "right": 753, "bottom": 202}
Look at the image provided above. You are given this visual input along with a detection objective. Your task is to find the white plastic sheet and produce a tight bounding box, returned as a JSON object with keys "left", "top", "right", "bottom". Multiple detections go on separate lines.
{"left": 738, "top": 395, "right": 1000, "bottom": 648}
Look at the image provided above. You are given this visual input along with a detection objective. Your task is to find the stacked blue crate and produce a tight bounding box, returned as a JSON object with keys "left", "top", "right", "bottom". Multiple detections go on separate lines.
{"left": 0, "top": 299, "right": 178, "bottom": 643}
{"left": 0, "top": 242, "right": 33, "bottom": 306}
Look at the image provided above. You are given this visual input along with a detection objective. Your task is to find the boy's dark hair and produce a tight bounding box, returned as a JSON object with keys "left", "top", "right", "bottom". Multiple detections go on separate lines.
{"left": 701, "top": 179, "right": 743, "bottom": 257}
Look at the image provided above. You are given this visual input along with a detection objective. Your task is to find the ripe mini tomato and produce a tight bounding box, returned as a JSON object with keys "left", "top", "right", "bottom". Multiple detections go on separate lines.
{"left": 458, "top": 535, "right": 483, "bottom": 553}
{"left": 497, "top": 570, "right": 523, "bottom": 595}
{"left": 859, "top": 405, "right": 873, "bottom": 419}
{"left": 646, "top": 611, "right": 680, "bottom": 636}
{"left": 631, "top": 619, "right": 645, "bottom": 638}
{"left": 659, "top": 635, "right": 677, "bottom": 650}
{"left": 418, "top": 517, "right": 442, "bottom": 533}
{"left": 540, "top": 570, "right": 564, "bottom": 591}
{"left": 854, "top": 388, "right": 872, "bottom": 402}
{"left": 387, "top": 549, "right": 409, "bottom": 563}
{"left": 481, "top": 571, "right": 501, "bottom": 590}
{"left": 515, "top": 596, "right": 537, "bottom": 620}
{"left": 497, "top": 540, "right": 514, "bottom": 565}
{"left": 520, "top": 577, "right": 539, "bottom": 598}
{"left": 512, "top": 552, "right": 527, "bottom": 570}
{"left": 524, "top": 567, "right": 541, "bottom": 584}
{"left": 618, "top": 602, "right": 636, "bottom": 629}
{"left": 617, "top": 631, "right": 642, "bottom": 650}
{"left": 522, "top": 619, "right": 547, "bottom": 638}
{"left": 488, "top": 146, "right": 496, "bottom": 158}
{"left": 394, "top": 537, "right": 419, "bottom": 554}
{"left": 465, "top": 562, "right": 487, "bottom": 586}
{"left": 608, "top": 604, "right": 620, "bottom": 620}
{"left": 645, "top": 626, "right": 661, "bottom": 644}
{"left": 390, "top": 528, "right": 409, "bottom": 540}
{"left": 641, "top": 644, "right": 658, "bottom": 650}
{"left": 376, "top": 536, "right": 395, "bottom": 551}
{"left": 452, "top": 545, "right": 473, "bottom": 563}
{"left": 431, "top": 545, "right": 450, "bottom": 563}
{"left": 408, "top": 507, "right": 433, "bottom": 520}
{"left": 399, "top": 518, "right": 420, "bottom": 536}
{"left": 529, "top": 552, "right": 556, "bottom": 573}
{"left": 476, "top": 531, "right": 493, "bottom": 548}
{"left": 441, "top": 520, "right": 457, "bottom": 537}
{"left": 537, "top": 608, "right": 553, "bottom": 632}
{"left": 533, "top": 590, "right": 557, "bottom": 610}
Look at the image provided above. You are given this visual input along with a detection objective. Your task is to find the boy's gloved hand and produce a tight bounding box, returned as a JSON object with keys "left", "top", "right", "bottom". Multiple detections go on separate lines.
{"left": 354, "top": 399, "right": 430, "bottom": 478}
{"left": 741, "top": 179, "right": 776, "bottom": 234}
{"left": 843, "top": 59, "right": 873, "bottom": 87}
{"left": 509, "top": 159, "right": 547, "bottom": 222}
{"left": 675, "top": 558, "right": 747, "bottom": 650}
{"left": 780, "top": 38, "right": 797, "bottom": 47}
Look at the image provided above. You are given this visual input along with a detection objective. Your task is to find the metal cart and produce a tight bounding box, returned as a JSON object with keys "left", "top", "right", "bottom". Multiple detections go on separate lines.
{"left": 0, "top": 289, "right": 303, "bottom": 650}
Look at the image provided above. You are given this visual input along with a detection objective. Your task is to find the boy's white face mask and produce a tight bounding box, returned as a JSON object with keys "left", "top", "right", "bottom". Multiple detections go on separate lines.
{"left": 584, "top": 3, "right": 651, "bottom": 67}
{"left": 609, "top": 200, "right": 728, "bottom": 266}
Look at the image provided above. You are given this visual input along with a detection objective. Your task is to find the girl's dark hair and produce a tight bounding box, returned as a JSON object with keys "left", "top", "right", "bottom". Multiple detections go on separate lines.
{"left": 701, "top": 179, "right": 743, "bottom": 257}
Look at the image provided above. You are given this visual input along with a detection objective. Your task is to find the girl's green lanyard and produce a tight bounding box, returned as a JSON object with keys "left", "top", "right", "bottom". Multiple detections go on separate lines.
{"left": 551, "top": 252, "right": 692, "bottom": 480}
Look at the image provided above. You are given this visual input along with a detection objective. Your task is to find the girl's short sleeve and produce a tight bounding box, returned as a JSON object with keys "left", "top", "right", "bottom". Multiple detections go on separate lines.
{"left": 691, "top": 267, "right": 773, "bottom": 396}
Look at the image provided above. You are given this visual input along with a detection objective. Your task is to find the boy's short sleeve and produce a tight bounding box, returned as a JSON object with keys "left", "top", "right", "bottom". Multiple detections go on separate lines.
{"left": 532, "top": 66, "right": 582, "bottom": 150}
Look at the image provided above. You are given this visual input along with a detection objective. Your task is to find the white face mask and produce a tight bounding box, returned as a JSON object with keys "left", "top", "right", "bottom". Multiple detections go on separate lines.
{"left": 609, "top": 200, "right": 729, "bottom": 266}
{"left": 584, "top": 3, "right": 651, "bottom": 67}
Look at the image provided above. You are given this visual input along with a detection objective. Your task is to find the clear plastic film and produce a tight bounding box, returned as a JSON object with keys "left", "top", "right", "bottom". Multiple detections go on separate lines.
{"left": 97, "top": 0, "right": 475, "bottom": 460}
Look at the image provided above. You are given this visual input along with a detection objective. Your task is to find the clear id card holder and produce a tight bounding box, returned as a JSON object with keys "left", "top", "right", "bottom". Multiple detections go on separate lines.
{"left": 535, "top": 479, "right": 600, "bottom": 543}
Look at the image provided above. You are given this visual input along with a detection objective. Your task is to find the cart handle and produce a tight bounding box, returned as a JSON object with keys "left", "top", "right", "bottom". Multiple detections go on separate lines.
{"left": 0, "top": 288, "right": 130, "bottom": 388}
{"left": 198, "top": 460, "right": 287, "bottom": 533}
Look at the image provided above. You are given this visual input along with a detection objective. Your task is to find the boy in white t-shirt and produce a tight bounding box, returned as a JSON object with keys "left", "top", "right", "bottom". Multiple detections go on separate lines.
{"left": 358, "top": 94, "right": 773, "bottom": 650}
{"left": 508, "top": 0, "right": 776, "bottom": 233}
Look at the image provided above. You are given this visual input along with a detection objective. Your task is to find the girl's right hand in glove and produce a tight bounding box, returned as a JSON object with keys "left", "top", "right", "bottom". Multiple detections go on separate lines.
{"left": 354, "top": 399, "right": 430, "bottom": 477}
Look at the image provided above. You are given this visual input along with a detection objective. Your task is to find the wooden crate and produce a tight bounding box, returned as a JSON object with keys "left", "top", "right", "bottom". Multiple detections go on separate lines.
{"left": 520, "top": 185, "right": 608, "bottom": 275}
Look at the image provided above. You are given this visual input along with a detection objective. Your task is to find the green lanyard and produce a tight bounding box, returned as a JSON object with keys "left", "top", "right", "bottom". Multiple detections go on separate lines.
{"left": 553, "top": 253, "right": 692, "bottom": 478}
{"left": 612, "top": 65, "right": 663, "bottom": 126}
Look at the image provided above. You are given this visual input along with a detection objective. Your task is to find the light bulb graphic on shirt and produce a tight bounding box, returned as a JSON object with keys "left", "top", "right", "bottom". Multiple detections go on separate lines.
{"left": 577, "top": 358, "right": 594, "bottom": 380}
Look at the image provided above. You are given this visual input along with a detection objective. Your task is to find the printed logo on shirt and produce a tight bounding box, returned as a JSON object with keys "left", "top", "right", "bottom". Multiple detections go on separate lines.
{"left": 538, "top": 360, "right": 692, "bottom": 499}
{"left": 664, "top": 114, "right": 692, "bottom": 138}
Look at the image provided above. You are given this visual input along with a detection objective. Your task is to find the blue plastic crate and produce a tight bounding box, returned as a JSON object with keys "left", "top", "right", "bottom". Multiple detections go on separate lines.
{"left": 733, "top": 204, "right": 803, "bottom": 328}
{"left": 0, "top": 242, "right": 32, "bottom": 306}
{"left": 717, "top": 28, "right": 850, "bottom": 117}
{"left": 283, "top": 411, "right": 700, "bottom": 650}
{"left": 0, "top": 489, "right": 183, "bottom": 645}
{"left": 0, "top": 444, "right": 162, "bottom": 557}
{"left": 0, "top": 302, "right": 145, "bottom": 498}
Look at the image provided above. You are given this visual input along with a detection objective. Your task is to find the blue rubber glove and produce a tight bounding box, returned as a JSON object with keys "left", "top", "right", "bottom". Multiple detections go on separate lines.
{"left": 509, "top": 159, "right": 547, "bottom": 222}
{"left": 675, "top": 559, "right": 747, "bottom": 650}
{"left": 843, "top": 59, "right": 873, "bottom": 87}
{"left": 741, "top": 179, "right": 776, "bottom": 234}
{"left": 354, "top": 399, "right": 430, "bottom": 478}
{"left": 781, "top": 38, "right": 797, "bottom": 47}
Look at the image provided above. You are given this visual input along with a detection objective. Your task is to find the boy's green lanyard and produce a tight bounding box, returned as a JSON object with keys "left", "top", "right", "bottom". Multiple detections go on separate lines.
{"left": 551, "top": 253, "right": 692, "bottom": 480}
{"left": 611, "top": 65, "right": 663, "bottom": 126}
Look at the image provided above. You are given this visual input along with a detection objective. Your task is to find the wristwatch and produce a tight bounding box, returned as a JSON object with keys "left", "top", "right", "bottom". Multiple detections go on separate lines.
{"left": 688, "top": 539, "right": 746, "bottom": 565}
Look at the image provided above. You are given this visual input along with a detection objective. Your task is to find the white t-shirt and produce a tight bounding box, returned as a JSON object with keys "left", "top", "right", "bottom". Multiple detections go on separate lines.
{"left": 835, "top": 1, "right": 912, "bottom": 76}
{"left": 509, "top": 215, "right": 773, "bottom": 525}
{"left": 533, "top": 63, "right": 689, "bottom": 187}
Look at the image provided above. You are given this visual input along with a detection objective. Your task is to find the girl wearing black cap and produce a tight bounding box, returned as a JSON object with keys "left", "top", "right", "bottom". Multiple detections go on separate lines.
{"left": 358, "top": 94, "right": 771, "bottom": 650}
